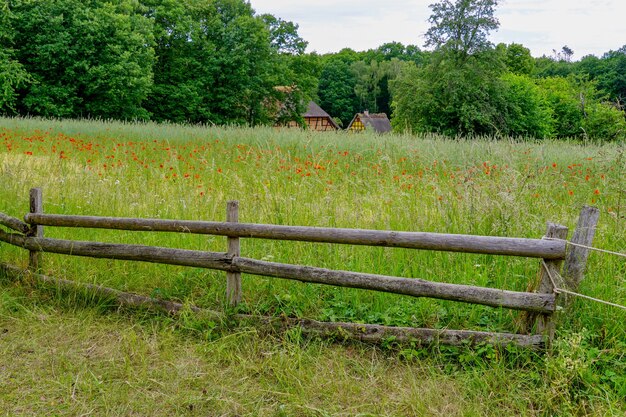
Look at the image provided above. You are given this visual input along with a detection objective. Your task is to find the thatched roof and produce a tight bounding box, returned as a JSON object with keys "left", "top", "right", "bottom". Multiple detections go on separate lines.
{"left": 302, "top": 102, "right": 337, "bottom": 128}
{"left": 348, "top": 112, "right": 392, "bottom": 133}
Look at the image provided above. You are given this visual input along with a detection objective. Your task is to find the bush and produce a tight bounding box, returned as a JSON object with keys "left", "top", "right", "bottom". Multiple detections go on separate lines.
{"left": 582, "top": 102, "right": 626, "bottom": 141}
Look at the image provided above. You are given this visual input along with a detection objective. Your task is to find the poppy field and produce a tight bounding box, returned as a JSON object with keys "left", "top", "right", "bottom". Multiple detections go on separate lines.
{"left": 1, "top": 116, "right": 625, "bottom": 415}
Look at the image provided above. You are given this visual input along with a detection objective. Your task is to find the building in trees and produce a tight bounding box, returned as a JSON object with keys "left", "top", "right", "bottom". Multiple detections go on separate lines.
{"left": 301, "top": 102, "right": 340, "bottom": 131}
{"left": 347, "top": 111, "right": 392, "bottom": 133}
{"left": 278, "top": 101, "right": 339, "bottom": 131}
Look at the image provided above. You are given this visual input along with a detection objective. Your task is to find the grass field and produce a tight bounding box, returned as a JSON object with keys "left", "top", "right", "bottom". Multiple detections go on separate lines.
{"left": 1, "top": 116, "right": 625, "bottom": 416}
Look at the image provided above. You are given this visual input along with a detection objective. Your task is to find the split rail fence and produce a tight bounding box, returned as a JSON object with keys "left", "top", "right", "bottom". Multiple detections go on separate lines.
{"left": 0, "top": 188, "right": 599, "bottom": 349}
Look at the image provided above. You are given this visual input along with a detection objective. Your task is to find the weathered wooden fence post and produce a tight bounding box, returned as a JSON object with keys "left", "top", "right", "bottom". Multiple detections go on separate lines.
{"left": 28, "top": 187, "right": 43, "bottom": 272}
{"left": 226, "top": 200, "right": 241, "bottom": 306}
{"left": 530, "top": 222, "right": 568, "bottom": 342}
{"left": 563, "top": 206, "right": 600, "bottom": 294}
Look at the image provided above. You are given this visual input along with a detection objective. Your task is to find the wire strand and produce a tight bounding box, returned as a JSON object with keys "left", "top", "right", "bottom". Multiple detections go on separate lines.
{"left": 540, "top": 260, "right": 626, "bottom": 311}
{"left": 544, "top": 237, "right": 626, "bottom": 259}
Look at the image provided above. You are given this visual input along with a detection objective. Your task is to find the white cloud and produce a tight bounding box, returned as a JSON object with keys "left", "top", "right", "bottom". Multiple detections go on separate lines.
{"left": 250, "top": 0, "right": 626, "bottom": 57}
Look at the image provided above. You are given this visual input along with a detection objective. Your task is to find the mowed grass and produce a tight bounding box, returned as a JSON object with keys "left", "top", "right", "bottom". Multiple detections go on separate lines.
{"left": 1, "top": 116, "right": 625, "bottom": 415}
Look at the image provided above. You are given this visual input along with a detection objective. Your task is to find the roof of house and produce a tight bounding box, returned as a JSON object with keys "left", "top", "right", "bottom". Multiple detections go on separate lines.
{"left": 349, "top": 112, "right": 392, "bottom": 133}
{"left": 303, "top": 101, "right": 339, "bottom": 129}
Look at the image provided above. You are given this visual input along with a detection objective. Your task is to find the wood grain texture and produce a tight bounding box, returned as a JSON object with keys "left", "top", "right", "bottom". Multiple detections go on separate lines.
{"left": 28, "top": 188, "right": 43, "bottom": 272}
{"left": 231, "top": 257, "right": 555, "bottom": 313}
{"left": 0, "top": 230, "right": 232, "bottom": 270}
{"left": 533, "top": 223, "right": 569, "bottom": 339}
{"left": 0, "top": 230, "right": 555, "bottom": 313}
{"left": 24, "top": 213, "right": 566, "bottom": 259}
{"left": 564, "top": 206, "right": 600, "bottom": 291}
{"left": 226, "top": 200, "right": 241, "bottom": 306}
{"left": 0, "top": 212, "right": 29, "bottom": 234}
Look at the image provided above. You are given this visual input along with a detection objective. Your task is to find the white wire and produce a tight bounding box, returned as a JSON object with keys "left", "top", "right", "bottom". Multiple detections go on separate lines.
{"left": 544, "top": 237, "right": 626, "bottom": 259}
{"left": 540, "top": 260, "right": 626, "bottom": 311}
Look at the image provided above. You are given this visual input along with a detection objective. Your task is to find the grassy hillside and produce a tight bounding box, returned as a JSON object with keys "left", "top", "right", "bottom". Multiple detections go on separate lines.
{"left": 1, "top": 117, "right": 625, "bottom": 415}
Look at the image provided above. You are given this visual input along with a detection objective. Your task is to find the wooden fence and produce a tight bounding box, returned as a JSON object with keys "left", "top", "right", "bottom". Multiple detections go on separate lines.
{"left": 0, "top": 188, "right": 599, "bottom": 349}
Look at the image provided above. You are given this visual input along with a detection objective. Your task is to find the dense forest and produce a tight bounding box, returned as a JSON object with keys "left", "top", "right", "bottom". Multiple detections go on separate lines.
{"left": 1, "top": 0, "right": 625, "bottom": 140}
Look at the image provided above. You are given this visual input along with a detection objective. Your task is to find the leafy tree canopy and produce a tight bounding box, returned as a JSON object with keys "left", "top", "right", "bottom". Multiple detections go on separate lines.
{"left": 0, "top": 0, "right": 31, "bottom": 114}
{"left": 260, "top": 14, "right": 308, "bottom": 55}
{"left": 10, "top": 0, "right": 155, "bottom": 120}
{"left": 425, "top": 0, "right": 499, "bottom": 62}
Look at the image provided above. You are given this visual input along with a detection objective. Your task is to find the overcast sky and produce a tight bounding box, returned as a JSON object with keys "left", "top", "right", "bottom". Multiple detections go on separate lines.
{"left": 250, "top": 0, "right": 626, "bottom": 60}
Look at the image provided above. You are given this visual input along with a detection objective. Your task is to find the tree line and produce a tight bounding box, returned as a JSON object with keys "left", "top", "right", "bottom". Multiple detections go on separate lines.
{"left": 1, "top": 0, "right": 625, "bottom": 140}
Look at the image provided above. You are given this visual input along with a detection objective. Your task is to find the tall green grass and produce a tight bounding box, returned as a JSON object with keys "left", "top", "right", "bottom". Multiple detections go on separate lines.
{"left": 1, "top": 116, "right": 625, "bottom": 414}
{"left": 1, "top": 117, "right": 623, "bottom": 325}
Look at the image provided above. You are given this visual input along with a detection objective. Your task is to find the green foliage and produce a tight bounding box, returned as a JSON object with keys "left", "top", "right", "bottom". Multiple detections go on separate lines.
{"left": 260, "top": 13, "right": 308, "bottom": 55}
{"left": 10, "top": 0, "right": 155, "bottom": 120}
{"left": 145, "top": 0, "right": 283, "bottom": 126}
{"left": 540, "top": 330, "right": 626, "bottom": 414}
{"left": 534, "top": 56, "right": 574, "bottom": 78}
{"left": 193, "top": 0, "right": 273, "bottom": 126}
{"left": 360, "top": 41, "right": 427, "bottom": 65}
{"left": 318, "top": 44, "right": 419, "bottom": 121}
{"left": 317, "top": 60, "right": 359, "bottom": 127}
{"left": 582, "top": 102, "right": 626, "bottom": 141}
{"left": 0, "top": 1, "right": 31, "bottom": 114}
{"left": 392, "top": 52, "right": 507, "bottom": 136}
{"left": 393, "top": 0, "right": 506, "bottom": 135}
{"left": 497, "top": 42, "right": 534, "bottom": 75}
{"left": 594, "top": 46, "right": 626, "bottom": 104}
{"left": 0, "top": 47, "right": 31, "bottom": 115}
{"left": 425, "top": 0, "right": 500, "bottom": 62}
{"left": 500, "top": 73, "right": 552, "bottom": 138}
{"left": 351, "top": 60, "right": 383, "bottom": 113}
{"left": 536, "top": 77, "right": 583, "bottom": 138}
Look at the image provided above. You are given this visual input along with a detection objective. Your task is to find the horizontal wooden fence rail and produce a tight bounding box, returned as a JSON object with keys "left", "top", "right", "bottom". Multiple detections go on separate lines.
{"left": 0, "top": 212, "right": 30, "bottom": 234}
{"left": 23, "top": 213, "right": 567, "bottom": 259}
{"left": 0, "top": 229, "right": 555, "bottom": 313}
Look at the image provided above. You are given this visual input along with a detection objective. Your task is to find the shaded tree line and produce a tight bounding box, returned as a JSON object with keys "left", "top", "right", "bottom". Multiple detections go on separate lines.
{"left": 0, "top": 0, "right": 314, "bottom": 125}
{"left": 1, "top": 0, "right": 625, "bottom": 140}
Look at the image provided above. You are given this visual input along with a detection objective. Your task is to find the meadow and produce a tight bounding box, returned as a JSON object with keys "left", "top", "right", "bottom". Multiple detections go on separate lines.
{"left": 0, "top": 116, "right": 625, "bottom": 416}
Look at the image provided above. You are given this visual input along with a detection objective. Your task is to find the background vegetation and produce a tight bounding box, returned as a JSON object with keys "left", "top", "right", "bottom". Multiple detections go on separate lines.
{"left": 1, "top": 0, "right": 625, "bottom": 414}
{"left": 1, "top": 0, "right": 625, "bottom": 139}
{"left": 1, "top": 117, "right": 625, "bottom": 415}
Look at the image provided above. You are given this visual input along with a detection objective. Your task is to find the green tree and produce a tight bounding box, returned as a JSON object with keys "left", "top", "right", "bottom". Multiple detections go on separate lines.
{"left": 392, "top": 0, "right": 505, "bottom": 135}
{"left": 261, "top": 13, "right": 307, "bottom": 55}
{"left": 144, "top": 0, "right": 275, "bottom": 125}
{"left": 143, "top": 0, "right": 219, "bottom": 123}
{"left": 425, "top": 0, "right": 499, "bottom": 63}
{"left": 352, "top": 60, "right": 383, "bottom": 113}
{"left": 318, "top": 59, "right": 359, "bottom": 127}
{"left": 593, "top": 47, "right": 626, "bottom": 104}
{"left": 260, "top": 13, "right": 319, "bottom": 126}
{"left": 392, "top": 53, "right": 507, "bottom": 135}
{"left": 534, "top": 55, "right": 574, "bottom": 78}
{"left": 500, "top": 73, "right": 552, "bottom": 137}
{"left": 537, "top": 76, "right": 583, "bottom": 138}
{"left": 497, "top": 42, "right": 534, "bottom": 75}
{"left": 0, "top": 0, "right": 31, "bottom": 114}
{"left": 582, "top": 102, "right": 626, "bottom": 141}
{"left": 11, "top": 0, "right": 154, "bottom": 119}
